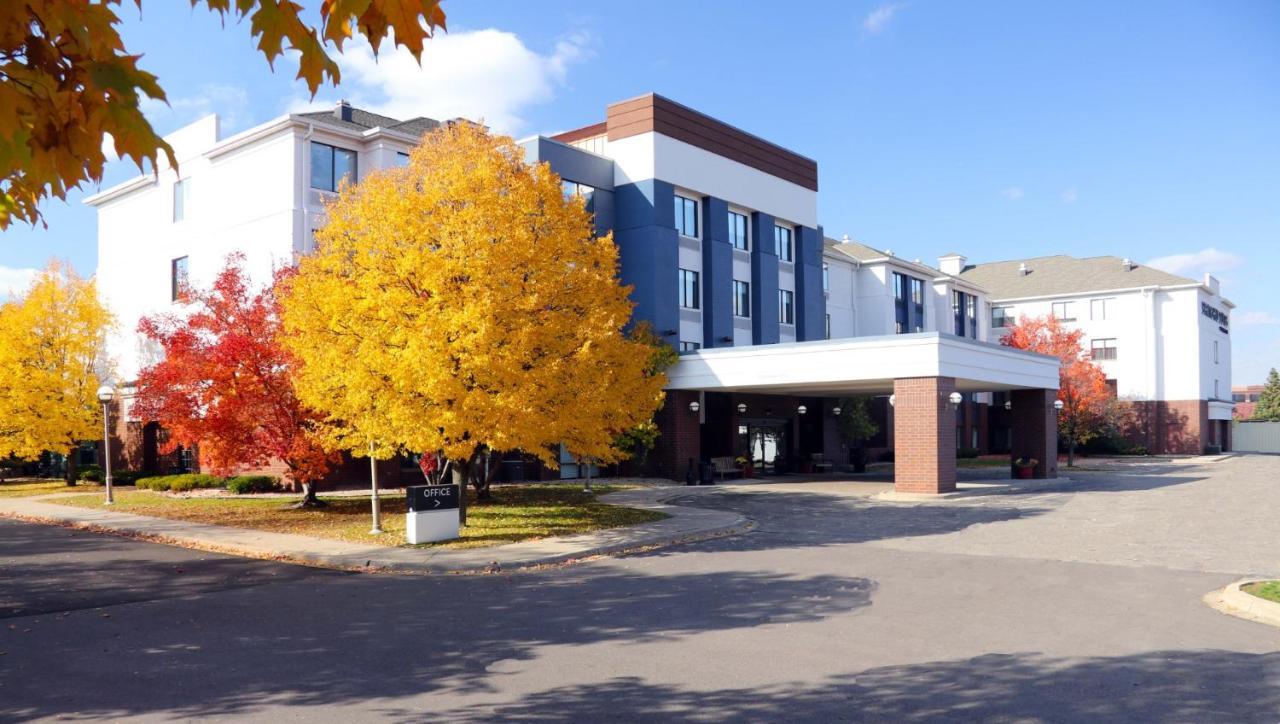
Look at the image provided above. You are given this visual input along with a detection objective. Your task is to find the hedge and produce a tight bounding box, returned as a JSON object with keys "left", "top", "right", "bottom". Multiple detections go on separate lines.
{"left": 225, "top": 475, "right": 280, "bottom": 494}
{"left": 134, "top": 474, "right": 224, "bottom": 492}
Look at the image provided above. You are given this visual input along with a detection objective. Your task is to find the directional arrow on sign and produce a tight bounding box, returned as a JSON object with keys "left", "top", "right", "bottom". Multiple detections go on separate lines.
{"left": 433, "top": 499, "right": 441, "bottom": 508}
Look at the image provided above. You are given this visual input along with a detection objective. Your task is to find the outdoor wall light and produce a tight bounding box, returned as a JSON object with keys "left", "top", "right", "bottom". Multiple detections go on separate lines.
{"left": 832, "top": 406, "right": 843, "bottom": 416}
{"left": 1004, "top": 400, "right": 1012, "bottom": 411}
{"left": 689, "top": 400, "right": 701, "bottom": 414}
{"left": 1054, "top": 399, "right": 1065, "bottom": 411}
{"left": 737, "top": 403, "right": 747, "bottom": 414}
{"left": 797, "top": 405, "right": 808, "bottom": 415}
{"left": 948, "top": 392, "right": 963, "bottom": 406}
{"left": 888, "top": 394, "right": 895, "bottom": 407}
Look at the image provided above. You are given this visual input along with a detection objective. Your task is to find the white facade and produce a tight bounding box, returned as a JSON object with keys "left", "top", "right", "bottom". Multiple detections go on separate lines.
{"left": 987, "top": 276, "right": 1233, "bottom": 418}
{"left": 86, "top": 105, "right": 423, "bottom": 382}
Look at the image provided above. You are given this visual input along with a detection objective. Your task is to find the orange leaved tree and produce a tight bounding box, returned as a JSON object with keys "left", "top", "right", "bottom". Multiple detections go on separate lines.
{"left": 1002, "top": 314, "right": 1112, "bottom": 466}
{"left": 133, "top": 255, "right": 336, "bottom": 506}
{"left": 1, "top": 0, "right": 446, "bottom": 229}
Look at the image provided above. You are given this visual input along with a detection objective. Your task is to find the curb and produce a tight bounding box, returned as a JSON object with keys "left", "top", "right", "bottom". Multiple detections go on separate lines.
{"left": 874, "top": 476, "right": 1073, "bottom": 502}
{"left": 0, "top": 487, "right": 751, "bottom": 575}
{"left": 1204, "top": 578, "right": 1280, "bottom": 629}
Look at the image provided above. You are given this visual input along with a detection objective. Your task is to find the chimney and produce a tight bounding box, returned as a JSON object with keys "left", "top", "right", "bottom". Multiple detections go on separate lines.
{"left": 1121, "top": 257, "right": 1135, "bottom": 271}
{"left": 938, "top": 253, "right": 966, "bottom": 276}
{"left": 1018, "top": 262, "right": 1030, "bottom": 276}
{"left": 335, "top": 100, "right": 353, "bottom": 123}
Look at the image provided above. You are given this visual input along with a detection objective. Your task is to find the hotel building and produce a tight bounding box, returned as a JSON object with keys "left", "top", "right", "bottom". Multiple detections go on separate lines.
{"left": 86, "top": 93, "right": 1230, "bottom": 493}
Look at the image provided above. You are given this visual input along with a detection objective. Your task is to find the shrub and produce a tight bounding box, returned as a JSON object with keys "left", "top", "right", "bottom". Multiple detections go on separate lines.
{"left": 78, "top": 465, "right": 104, "bottom": 482}
{"left": 956, "top": 447, "right": 981, "bottom": 459}
{"left": 226, "top": 475, "right": 280, "bottom": 494}
{"left": 135, "top": 474, "right": 224, "bottom": 492}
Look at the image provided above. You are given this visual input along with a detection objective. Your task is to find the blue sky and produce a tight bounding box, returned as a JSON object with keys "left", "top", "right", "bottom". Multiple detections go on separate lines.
{"left": 3, "top": 0, "right": 1278, "bottom": 381}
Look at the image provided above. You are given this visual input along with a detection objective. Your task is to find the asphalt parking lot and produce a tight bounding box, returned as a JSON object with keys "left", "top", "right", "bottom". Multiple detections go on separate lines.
{"left": 2, "top": 454, "right": 1277, "bottom": 722}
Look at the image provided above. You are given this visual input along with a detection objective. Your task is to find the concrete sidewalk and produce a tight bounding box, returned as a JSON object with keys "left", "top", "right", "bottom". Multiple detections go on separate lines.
{"left": 0, "top": 486, "right": 749, "bottom": 574}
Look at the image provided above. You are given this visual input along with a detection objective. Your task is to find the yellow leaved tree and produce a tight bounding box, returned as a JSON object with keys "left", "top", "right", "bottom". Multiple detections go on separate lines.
{"left": 0, "top": 262, "right": 114, "bottom": 482}
{"left": 1, "top": 0, "right": 446, "bottom": 229}
{"left": 278, "top": 123, "right": 670, "bottom": 515}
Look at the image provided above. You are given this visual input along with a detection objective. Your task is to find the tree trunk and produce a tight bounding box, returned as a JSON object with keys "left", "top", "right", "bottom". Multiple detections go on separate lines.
{"left": 290, "top": 482, "right": 327, "bottom": 508}
{"left": 1068, "top": 440, "right": 1076, "bottom": 468}
{"left": 452, "top": 466, "right": 467, "bottom": 526}
{"left": 65, "top": 453, "right": 77, "bottom": 486}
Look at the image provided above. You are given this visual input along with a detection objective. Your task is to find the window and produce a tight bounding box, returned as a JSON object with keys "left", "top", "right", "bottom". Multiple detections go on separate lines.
{"left": 172, "top": 178, "right": 190, "bottom": 222}
{"left": 910, "top": 277, "right": 925, "bottom": 333}
{"left": 1052, "top": 301, "right": 1076, "bottom": 322}
{"left": 1233, "top": 393, "right": 1246, "bottom": 403}
{"left": 171, "top": 256, "right": 189, "bottom": 302}
{"left": 953, "top": 291, "right": 973, "bottom": 337}
{"left": 992, "top": 306, "right": 1014, "bottom": 328}
{"left": 1214, "top": 340, "right": 1219, "bottom": 364}
{"left": 893, "top": 272, "right": 908, "bottom": 334}
{"left": 825, "top": 313, "right": 831, "bottom": 339}
{"left": 966, "top": 294, "right": 978, "bottom": 338}
{"left": 310, "top": 142, "right": 357, "bottom": 191}
{"left": 778, "top": 289, "right": 795, "bottom": 325}
{"left": 674, "top": 195, "right": 699, "bottom": 237}
{"left": 678, "top": 269, "right": 700, "bottom": 310}
{"left": 733, "top": 280, "right": 750, "bottom": 318}
{"left": 679, "top": 341, "right": 701, "bottom": 353}
{"left": 823, "top": 263, "right": 830, "bottom": 292}
{"left": 1091, "top": 298, "right": 1113, "bottom": 320}
{"left": 1214, "top": 379, "right": 1219, "bottom": 398}
{"left": 728, "top": 211, "right": 749, "bottom": 251}
{"left": 395, "top": 151, "right": 411, "bottom": 167}
{"left": 1091, "top": 338, "right": 1117, "bottom": 360}
{"left": 774, "top": 225, "right": 794, "bottom": 262}
{"left": 562, "top": 179, "right": 595, "bottom": 203}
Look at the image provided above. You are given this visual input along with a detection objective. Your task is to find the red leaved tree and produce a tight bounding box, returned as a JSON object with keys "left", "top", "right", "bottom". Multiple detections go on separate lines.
{"left": 1002, "top": 314, "right": 1113, "bottom": 466}
{"left": 134, "top": 255, "right": 335, "bottom": 506}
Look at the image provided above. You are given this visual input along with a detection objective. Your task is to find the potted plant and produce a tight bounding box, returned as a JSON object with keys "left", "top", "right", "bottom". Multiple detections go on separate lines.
{"left": 735, "top": 455, "right": 753, "bottom": 479}
{"left": 1013, "top": 457, "right": 1038, "bottom": 479}
{"left": 838, "top": 396, "right": 879, "bottom": 474}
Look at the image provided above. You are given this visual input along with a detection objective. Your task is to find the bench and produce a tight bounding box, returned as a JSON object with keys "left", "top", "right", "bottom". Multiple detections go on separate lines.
{"left": 811, "top": 453, "right": 834, "bottom": 474}
{"left": 710, "top": 456, "right": 740, "bottom": 480}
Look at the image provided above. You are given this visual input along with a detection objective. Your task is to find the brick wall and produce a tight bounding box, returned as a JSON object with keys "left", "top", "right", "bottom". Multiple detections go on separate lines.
{"left": 1117, "top": 400, "right": 1208, "bottom": 454}
{"left": 652, "top": 390, "right": 702, "bottom": 482}
{"left": 892, "top": 377, "right": 957, "bottom": 494}
{"left": 1010, "top": 389, "right": 1058, "bottom": 479}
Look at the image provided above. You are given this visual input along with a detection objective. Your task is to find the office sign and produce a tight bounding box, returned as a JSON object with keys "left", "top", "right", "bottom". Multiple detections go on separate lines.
{"left": 406, "top": 484, "right": 459, "bottom": 512}
{"left": 405, "top": 485, "right": 460, "bottom": 543}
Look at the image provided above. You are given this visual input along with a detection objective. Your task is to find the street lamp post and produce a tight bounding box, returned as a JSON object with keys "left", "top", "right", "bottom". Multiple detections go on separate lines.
{"left": 96, "top": 385, "right": 115, "bottom": 505}
{"left": 369, "top": 440, "right": 382, "bottom": 535}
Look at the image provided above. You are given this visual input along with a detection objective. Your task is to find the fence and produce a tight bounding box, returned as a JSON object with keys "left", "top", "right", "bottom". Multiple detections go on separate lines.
{"left": 1232, "top": 420, "right": 1280, "bottom": 454}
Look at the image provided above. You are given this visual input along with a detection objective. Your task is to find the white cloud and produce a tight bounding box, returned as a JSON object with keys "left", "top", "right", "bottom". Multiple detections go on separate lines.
{"left": 1146, "top": 247, "right": 1244, "bottom": 276}
{"left": 863, "top": 3, "right": 906, "bottom": 34}
{"left": 1061, "top": 188, "right": 1078, "bottom": 203}
{"left": 1001, "top": 186, "right": 1025, "bottom": 200}
{"left": 0, "top": 265, "right": 38, "bottom": 299}
{"left": 141, "top": 84, "right": 252, "bottom": 134}
{"left": 302, "top": 29, "right": 593, "bottom": 135}
{"left": 1234, "top": 311, "right": 1280, "bottom": 327}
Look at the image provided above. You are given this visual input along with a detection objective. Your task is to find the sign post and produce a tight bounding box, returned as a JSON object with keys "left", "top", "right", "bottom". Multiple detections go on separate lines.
{"left": 405, "top": 484, "right": 460, "bottom": 544}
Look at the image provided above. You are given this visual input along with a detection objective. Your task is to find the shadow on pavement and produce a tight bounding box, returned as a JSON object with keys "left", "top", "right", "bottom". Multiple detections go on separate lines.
{"left": 415, "top": 649, "right": 1280, "bottom": 723}
{"left": 0, "top": 559, "right": 875, "bottom": 720}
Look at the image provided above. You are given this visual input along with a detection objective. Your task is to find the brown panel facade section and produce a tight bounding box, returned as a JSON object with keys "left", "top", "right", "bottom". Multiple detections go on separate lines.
{"left": 605, "top": 94, "right": 819, "bottom": 191}
{"left": 549, "top": 121, "right": 607, "bottom": 144}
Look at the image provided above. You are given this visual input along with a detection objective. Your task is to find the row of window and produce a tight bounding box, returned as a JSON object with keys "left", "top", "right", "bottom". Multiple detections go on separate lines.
{"left": 953, "top": 290, "right": 978, "bottom": 339}
{"left": 679, "top": 268, "right": 796, "bottom": 324}
{"left": 992, "top": 297, "right": 1118, "bottom": 329}
{"left": 673, "top": 195, "right": 796, "bottom": 260}
{"left": 892, "top": 271, "right": 926, "bottom": 334}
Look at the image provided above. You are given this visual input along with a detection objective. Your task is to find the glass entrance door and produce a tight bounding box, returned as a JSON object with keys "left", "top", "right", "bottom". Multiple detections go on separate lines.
{"left": 748, "top": 424, "right": 787, "bottom": 473}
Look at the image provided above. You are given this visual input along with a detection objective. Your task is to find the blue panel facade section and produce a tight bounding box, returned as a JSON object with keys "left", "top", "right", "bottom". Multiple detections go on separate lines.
{"left": 519, "top": 137, "right": 615, "bottom": 235}
{"left": 614, "top": 179, "right": 678, "bottom": 340}
{"left": 750, "top": 212, "right": 780, "bottom": 344}
{"left": 701, "top": 196, "right": 733, "bottom": 348}
{"left": 794, "top": 225, "right": 825, "bottom": 341}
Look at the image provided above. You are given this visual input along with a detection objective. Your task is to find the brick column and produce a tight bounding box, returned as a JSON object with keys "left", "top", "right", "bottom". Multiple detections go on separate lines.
{"left": 893, "top": 377, "right": 957, "bottom": 494}
{"left": 1010, "top": 389, "right": 1059, "bottom": 479}
{"left": 652, "top": 390, "right": 702, "bottom": 482}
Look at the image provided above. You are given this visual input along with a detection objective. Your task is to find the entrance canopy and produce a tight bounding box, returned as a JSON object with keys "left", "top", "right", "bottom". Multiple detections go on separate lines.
{"left": 665, "top": 332, "right": 1060, "bottom": 395}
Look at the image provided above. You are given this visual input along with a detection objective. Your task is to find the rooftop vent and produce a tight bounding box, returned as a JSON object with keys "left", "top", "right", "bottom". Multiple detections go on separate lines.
{"left": 1121, "top": 258, "right": 1135, "bottom": 271}
{"left": 841, "top": 234, "right": 851, "bottom": 243}
{"left": 1018, "top": 262, "right": 1030, "bottom": 276}
{"left": 886, "top": 248, "right": 894, "bottom": 257}
{"left": 335, "top": 100, "right": 353, "bottom": 123}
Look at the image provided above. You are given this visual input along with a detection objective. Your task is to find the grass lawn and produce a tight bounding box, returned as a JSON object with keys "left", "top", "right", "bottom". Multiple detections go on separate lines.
{"left": 1242, "top": 580, "right": 1280, "bottom": 604}
{"left": 51, "top": 484, "right": 665, "bottom": 549}
{"left": 0, "top": 478, "right": 102, "bottom": 498}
